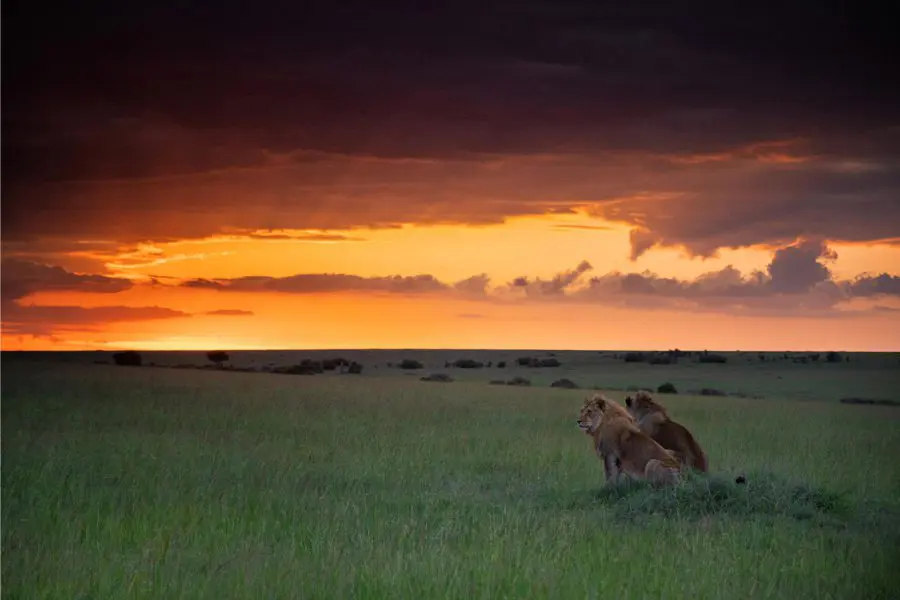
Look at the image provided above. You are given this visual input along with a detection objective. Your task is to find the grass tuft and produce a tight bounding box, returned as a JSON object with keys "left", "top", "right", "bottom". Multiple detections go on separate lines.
{"left": 589, "top": 470, "right": 851, "bottom": 523}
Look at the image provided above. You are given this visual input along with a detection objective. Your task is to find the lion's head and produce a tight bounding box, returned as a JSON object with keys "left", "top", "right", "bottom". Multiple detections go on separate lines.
{"left": 576, "top": 393, "right": 633, "bottom": 433}
{"left": 576, "top": 396, "right": 604, "bottom": 434}
{"left": 625, "top": 390, "right": 667, "bottom": 421}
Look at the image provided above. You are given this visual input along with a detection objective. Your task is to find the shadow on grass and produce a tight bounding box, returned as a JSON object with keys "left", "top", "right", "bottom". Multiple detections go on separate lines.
{"left": 543, "top": 471, "right": 851, "bottom": 524}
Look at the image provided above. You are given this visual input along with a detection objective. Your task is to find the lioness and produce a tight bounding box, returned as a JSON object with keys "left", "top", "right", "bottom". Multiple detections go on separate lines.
{"left": 625, "top": 391, "right": 709, "bottom": 473}
{"left": 577, "top": 393, "right": 681, "bottom": 486}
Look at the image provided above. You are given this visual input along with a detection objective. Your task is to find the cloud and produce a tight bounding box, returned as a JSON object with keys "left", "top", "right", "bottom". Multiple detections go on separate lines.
{"left": 180, "top": 273, "right": 454, "bottom": 295}
{"left": 3, "top": 238, "right": 899, "bottom": 340}
{"left": 844, "top": 273, "right": 900, "bottom": 297}
{"left": 1, "top": 258, "right": 132, "bottom": 301}
{"left": 454, "top": 274, "right": 491, "bottom": 295}
{"left": 204, "top": 309, "right": 255, "bottom": 316}
{"left": 507, "top": 260, "right": 593, "bottom": 297}
{"left": 244, "top": 232, "right": 366, "bottom": 242}
{"left": 168, "top": 242, "right": 900, "bottom": 316}
{"left": 766, "top": 239, "right": 837, "bottom": 293}
{"left": 2, "top": 305, "right": 190, "bottom": 336}
{"left": 594, "top": 160, "right": 900, "bottom": 258}
{"left": 3, "top": 2, "right": 897, "bottom": 254}
{"left": 552, "top": 224, "right": 614, "bottom": 231}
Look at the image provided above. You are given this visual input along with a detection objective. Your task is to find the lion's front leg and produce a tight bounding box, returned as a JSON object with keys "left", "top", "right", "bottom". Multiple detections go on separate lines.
{"left": 603, "top": 451, "right": 622, "bottom": 485}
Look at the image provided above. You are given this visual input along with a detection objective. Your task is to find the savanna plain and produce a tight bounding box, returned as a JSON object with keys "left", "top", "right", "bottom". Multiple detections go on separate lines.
{"left": 2, "top": 350, "right": 900, "bottom": 599}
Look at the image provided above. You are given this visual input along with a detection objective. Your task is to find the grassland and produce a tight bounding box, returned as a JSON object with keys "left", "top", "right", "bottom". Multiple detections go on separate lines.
{"left": 3, "top": 353, "right": 900, "bottom": 599}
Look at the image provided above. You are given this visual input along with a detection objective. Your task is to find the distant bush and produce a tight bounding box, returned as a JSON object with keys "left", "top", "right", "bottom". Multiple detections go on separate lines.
{"left": 112, "top": 351, "right": 142, "bottom": 366}
{"left": 207, "top": 350, "right": 229, "bottom": 367}
{"left": 649, "top": 354, "right": 673, "bottom": 365}
{"left": 348, "top": 361, "right": 363, "bottom": 374}
{"left": 516, "top": 356, "right": 533, "bottom": 366}
{"left": 538, "top": 357, "right": 561, "bottom": 367}
{"left": 496, "top": 361, "right": 506, "bottom": 368}
{"left": 399, "top": 359, "right": 424, "bottom": 369}
{"left": 277, "top": 363, "right": 320, "bottom": 375}
{"left": 839, "top": 397, "right": 900, "bottom": 407}
{"left": 302, "top": 359, "right": 324, "bottom": 373}
{"left": 550, "top": 378, "right": 578, "bottom": 389}
{"left": 506, "top": 376, "right": 531, "bottom": 386}
{"left": 322, "top": 357, "right": 350, "bottom": 371}
{"left": 489, "top": 379, "right": 507, "bottom": 385}
{"left": 421, "top": 373, "right": 453, "bottom": 383}
{"left": 698, "top": 352, "right": 727, "bottom": 364}
{"left": 699, "top": 388, "right": 727, "bottom": 396}
{"left": 453, "top": 359, "right": 484, "bottom": 369}
{"left": 623, "top": 352, "right": 645, "bottom": 363}
{"left": 826, "top": 351, "right": 842, "bottom": 363}
{"left": 657, "top": 382, "right": 678, "bottom": 394}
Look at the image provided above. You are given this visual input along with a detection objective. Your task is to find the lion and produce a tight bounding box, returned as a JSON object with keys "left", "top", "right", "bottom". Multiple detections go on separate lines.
{"left": 625, "top": 391, "right": 709, "bottom": 473}
{"left": 576, "top": 393, "right": 633, "bottom": 482}
{"left": 577, "top": 393, "right": 681, "bottom": 486}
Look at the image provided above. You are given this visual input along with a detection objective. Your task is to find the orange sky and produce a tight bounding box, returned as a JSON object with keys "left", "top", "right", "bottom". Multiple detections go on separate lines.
{"left": 3, "top": 209, "right": 899, "bottom": 351}
{"left": 5, "top": 2, "right": 899, "bottom": 352}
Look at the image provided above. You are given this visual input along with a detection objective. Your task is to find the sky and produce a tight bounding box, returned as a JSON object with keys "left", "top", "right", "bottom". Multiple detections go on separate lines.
{"left": 2, "top": 0, "right": 899, "bottom": 351}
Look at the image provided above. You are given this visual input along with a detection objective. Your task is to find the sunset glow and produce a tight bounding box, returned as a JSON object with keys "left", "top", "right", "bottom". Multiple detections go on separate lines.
{"left": 3, "top": 3, "right": 898, "bottom": 352}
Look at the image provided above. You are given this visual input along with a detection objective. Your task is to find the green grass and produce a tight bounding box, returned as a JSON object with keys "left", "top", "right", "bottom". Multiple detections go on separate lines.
{"left": 3, "top": 359, "right": 900, "bottom": 599}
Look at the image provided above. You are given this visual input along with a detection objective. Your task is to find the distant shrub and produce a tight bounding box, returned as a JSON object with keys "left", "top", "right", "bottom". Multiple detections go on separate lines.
{"left": 322, "top": 357, "right": 350, "bottom": 371}
{"left": 657, "top": 382, "right": 678, "bottom": 394}
{"left": 506, "top": 376, "right": 531, "bottom": 386}
{"left": 550, "top": 378, "right": 579, "bottom": 389}
{"left": 112, "top": 351, "right": 142, "bottom": 366}
{"left": 649, "top": 354, "right": 673, "bottom": 365}
{"left": 699, "top": 388, "right": 727, "bottom": 396}
{"left": 516, "top": 356, "right": 533, "bottom": 366}
{"left": 207, "top": 350, "right": 229, "bottom": 368}
{"left": 302, "top": 359, "right": 324, "bottom": 373}
{"left": 826, "top": 351, "right": 842, "bottom": 363}
{"left": 698, "top": 353, "right": 727, "bottom": 364}
{"left": 623, "top": 352, "right": 645, "bottom": 363}
{"left": 278, "top": 363, "right": 320, "bottom": 375}
{"left": 489, "top": 379, "right": 507, "bottom": 385}
{"left": 399, "top": 359, "right": 424, "bottom": 369}
{"left": 453, "top": 359, "right": 484, "bottom": 369}
{"left": 839, "top": 397, "right": 900, "bottom": 407}
{"left": 496, "top": 361, "right": 506, "bottom": 368}
{"left": 538, "top": 357, "right": 561, "bottom": 367}
{"left": 421, "top": 373, "right": 453, "bottom": 383}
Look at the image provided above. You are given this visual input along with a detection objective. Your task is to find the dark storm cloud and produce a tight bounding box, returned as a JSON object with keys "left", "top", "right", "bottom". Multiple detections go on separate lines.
{"left": 1, "top": 258, "right": 133, "bottom": 301}
{"left": 3, "top": 0, "right": 898, "bottom": 250}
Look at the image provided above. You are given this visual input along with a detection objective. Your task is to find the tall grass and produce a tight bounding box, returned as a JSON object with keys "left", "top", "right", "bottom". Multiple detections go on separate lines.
{"left": 3, "top": 362, "right": 899, "bottom": 599}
